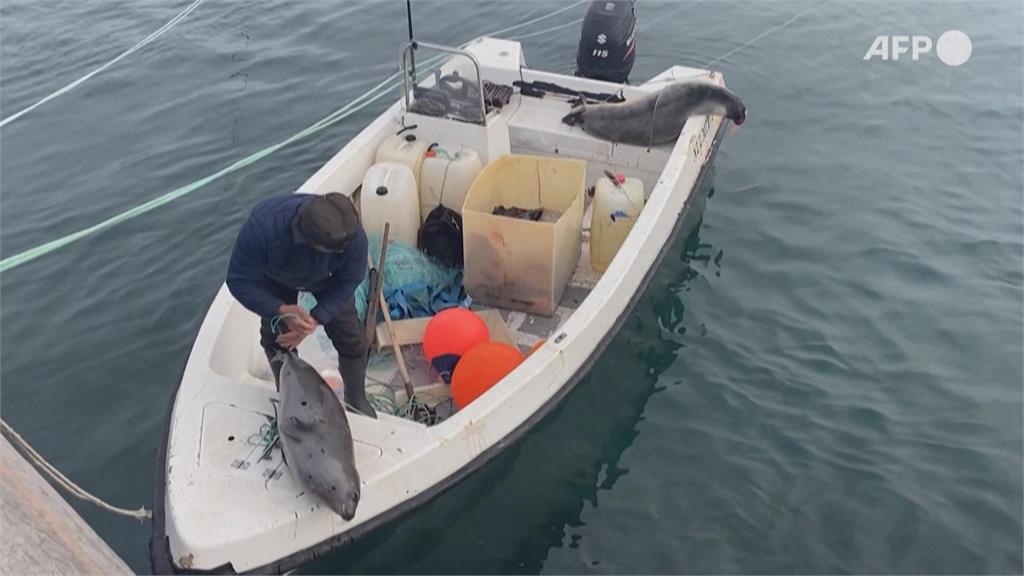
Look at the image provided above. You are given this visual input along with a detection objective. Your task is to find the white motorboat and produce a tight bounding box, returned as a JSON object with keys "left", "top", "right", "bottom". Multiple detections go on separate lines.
{"left": 151, "top": 33, "right": 733, "bottom": 574}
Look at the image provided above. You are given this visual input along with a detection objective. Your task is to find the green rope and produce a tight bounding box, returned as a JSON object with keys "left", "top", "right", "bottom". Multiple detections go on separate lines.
{"left": 0, "top": 54, "right": 442, "bottom": 274}
{"left": 0, "top": 2, "right": 592, "bottom": 274}
{"left": 0, "top": 0, "right": 208, "bottom": 129}
{"left": 364, "top": 376, "right": 453, "bottom": 426}
{"left": 269, "top": 312, "right": 296, "bottom": 335}
{"left": 247, "top": 418, "right": 280, "bottom": 461}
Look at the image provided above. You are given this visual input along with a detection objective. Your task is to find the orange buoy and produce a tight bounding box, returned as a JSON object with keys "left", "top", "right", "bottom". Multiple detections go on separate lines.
{"left": 451, "top": 342, "right": 525, "bottom": 409}
{"left": 422, "top": 308, "right": 489, "bottom": 383}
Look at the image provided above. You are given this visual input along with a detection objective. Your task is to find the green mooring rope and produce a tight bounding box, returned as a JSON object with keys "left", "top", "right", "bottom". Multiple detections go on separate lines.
{"left": 0, "top": 1, "right": 591, "bottom": 274}
{"left": 0, "top": 0, "right": 208, "bottom": 129}
{"left": 0, "top": 67, "right": 405, "bottom": 273}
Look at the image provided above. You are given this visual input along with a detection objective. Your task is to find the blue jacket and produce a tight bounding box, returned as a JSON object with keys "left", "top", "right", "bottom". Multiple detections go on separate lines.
{"left": 226, "top": 194, "right": 367, "bottom": 325}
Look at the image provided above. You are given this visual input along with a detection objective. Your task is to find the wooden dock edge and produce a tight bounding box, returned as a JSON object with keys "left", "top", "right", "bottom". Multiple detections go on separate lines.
{"left": 1, "top": 434, "right": 133, "bottom": 575}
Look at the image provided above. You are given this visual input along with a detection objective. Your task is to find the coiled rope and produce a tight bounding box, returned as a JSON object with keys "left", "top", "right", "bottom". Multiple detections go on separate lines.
{"left": 247, "top": 417, "right": 280, "bottom": 462}
{"left": 0, "top": 1, "right": 591, "bottom": 275}
{"left": 0, "top": 0, "right": 207, "bottom": 129}
{"left": 364, "top": 379, "right": 453, "bottom": 426}
{"left": 0, "top": 419, "right": 152, "bottom": 521}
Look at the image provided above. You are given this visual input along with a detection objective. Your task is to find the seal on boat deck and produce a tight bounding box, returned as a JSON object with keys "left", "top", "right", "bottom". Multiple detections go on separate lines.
{"left": 561, "top": 81, "right": 746, "bottom": 146}
{"left": 277, "top": 349, "right": 361, "bottom": 520}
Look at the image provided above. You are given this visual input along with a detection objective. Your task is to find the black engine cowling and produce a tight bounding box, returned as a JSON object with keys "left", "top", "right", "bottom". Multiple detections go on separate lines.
{"left": 575, "top": 0, "right": 637, "bottom": 84}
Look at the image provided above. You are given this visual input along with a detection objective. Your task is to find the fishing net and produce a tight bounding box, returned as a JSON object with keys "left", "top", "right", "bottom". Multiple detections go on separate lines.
{"left": 354, "top": 234, "right": 467, "bottom": 322}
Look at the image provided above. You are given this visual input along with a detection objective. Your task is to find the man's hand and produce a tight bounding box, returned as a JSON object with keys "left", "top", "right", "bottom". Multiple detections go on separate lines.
{"left": 275, "top": 304, "right": 318, "bottom": 350}
{"left": 276, "top": 329, "right": 307, "bottom": 350}
{"left": 278, "top": 304, "right": 317, "bottom": 334}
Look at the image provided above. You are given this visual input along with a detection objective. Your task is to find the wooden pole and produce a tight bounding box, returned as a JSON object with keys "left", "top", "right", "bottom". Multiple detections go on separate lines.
{"left": 366, "top": 234, "right": 414, "bottom": 399}
{"left": 0, "top": 435, "right": 132, "bottom": 575}
{"left": 378, "top": 288, "right": 415, "bottom": 399}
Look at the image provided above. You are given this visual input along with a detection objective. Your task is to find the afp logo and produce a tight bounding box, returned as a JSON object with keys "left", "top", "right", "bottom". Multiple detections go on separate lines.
{"left": 864, "top": 30, "right": 972, "bottom": 66}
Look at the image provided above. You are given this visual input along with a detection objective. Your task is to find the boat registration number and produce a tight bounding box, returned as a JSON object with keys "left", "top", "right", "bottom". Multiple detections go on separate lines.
{"left": 689, "top": 116, "right": 713, "bottom": 160}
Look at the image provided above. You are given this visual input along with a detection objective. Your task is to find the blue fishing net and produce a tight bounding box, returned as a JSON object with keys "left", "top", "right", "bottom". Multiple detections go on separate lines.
{"left": 354, "top": 235, "right": 468, "bottom": 322}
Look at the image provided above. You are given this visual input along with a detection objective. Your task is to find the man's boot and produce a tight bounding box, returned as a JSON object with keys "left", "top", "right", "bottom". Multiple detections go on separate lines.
{"left": 339, "top": 355, "right": 377, "bottom": 419}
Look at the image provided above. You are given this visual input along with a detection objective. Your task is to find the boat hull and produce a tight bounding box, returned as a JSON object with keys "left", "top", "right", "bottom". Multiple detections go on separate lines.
{"left": 150, "top": 117, "right": 727, "bottom": 574}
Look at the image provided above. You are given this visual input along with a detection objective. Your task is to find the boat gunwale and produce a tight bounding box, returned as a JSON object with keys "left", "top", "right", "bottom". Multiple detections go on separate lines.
{"left": 149, "top": 118, "right": 728, "bottom": 575}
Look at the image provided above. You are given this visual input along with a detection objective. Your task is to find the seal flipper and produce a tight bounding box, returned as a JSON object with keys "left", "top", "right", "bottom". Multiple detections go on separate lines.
{"left": 280, "top": 414, "right": 315, "bottom": 440}
{"left": 562, "top": 101, "right": 586, "bottom": 126}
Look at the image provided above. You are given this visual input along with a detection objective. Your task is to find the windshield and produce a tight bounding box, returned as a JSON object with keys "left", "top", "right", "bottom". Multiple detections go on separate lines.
{"left": 402, "top": 42, "right": 486, "bottom": 125}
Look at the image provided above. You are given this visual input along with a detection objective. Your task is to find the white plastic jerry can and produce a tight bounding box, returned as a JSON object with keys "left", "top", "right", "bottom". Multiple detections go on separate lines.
{"left": 419, "top": 146, "right": 483, "bottom": 220}
{"left": 359, "top": 163, "right": 420, "bottom": 247}
{"left": 375, "top": 133, "right": 429, "bottom": 183}
{"left": 590, "top": 173, "right": 645, "bottom": 273}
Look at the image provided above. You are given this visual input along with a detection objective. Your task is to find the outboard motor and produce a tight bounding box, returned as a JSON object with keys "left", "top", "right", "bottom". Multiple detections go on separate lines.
{"left": 575, "top": 0, "right": 637, "bottom": 84}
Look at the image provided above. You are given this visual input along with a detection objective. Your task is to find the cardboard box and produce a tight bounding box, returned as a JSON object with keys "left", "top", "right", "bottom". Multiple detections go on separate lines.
{"left": 462, "top": 154, "right": 585, "bottom": 316}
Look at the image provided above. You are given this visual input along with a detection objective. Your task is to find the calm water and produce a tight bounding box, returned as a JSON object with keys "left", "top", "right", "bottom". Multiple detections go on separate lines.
{"left": 1, "top": 1, "right": 1021, "bottom": 573}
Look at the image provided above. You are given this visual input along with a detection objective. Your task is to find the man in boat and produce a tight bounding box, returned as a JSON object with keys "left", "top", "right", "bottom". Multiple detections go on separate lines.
{"left": 226, "top": 192, "right": 376, "bottom": 418}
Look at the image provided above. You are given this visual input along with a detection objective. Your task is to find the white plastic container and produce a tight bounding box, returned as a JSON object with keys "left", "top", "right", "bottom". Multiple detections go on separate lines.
{"left": 375, "top": 134, "right": 429, "bottom": 183}
{"left": 360, "top": 163, "right": 420, "bottom": 247}
{"left": 590, "top": 174, "right": 645, "bottom": 273}
{"left": 419, "top": 146, "right": 483, "bottom": 219}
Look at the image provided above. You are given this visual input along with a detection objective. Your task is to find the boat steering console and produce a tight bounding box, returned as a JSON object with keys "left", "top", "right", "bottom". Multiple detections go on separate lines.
{"left": 402, "top": 41, "right": 488, "bottom": 125}
{"left": 410, "top": 70, "right": 483, "bottom": 120}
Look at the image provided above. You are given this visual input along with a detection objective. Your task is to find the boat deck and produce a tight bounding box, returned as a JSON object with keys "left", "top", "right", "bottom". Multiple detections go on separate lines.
{"left": 243, "top": 41, "right": 716, "bottom": 422}
{"left": 249, "top": 200, "right": 602, "bottom": 425}
{"left": 155, "top": 35, "right": 729, "bottom": 573}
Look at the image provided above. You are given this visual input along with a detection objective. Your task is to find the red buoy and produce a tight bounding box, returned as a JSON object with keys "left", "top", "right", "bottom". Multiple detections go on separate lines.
{"left": 451, "top": 342, "right": 525, "bottom": 409}
{"left": 422, "top": 308, "right": 489, "bottom": 382}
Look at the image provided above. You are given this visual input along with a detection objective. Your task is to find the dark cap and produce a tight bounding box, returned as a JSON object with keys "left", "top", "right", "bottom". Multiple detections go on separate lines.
{"left": 293, "top": 193, "right": 360, "bottom": 252}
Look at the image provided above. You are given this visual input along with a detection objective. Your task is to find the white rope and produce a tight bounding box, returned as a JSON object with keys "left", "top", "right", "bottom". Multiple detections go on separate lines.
{"left": 1, "top": 419, "right": 152, "bottom": 521}
{"left": 637, "top": 0, "right": 702, "bottom": 35}
{"left": 509, "top": 17, "right": 584, "bottom": 41}
{"left": 704, "top": 0, "right": 833, "bottom": 69}
{"left": 479, "top": 0, "right": 587, "bottom": 38}
{"left": 643, "top": 0, "right": 833, "bottom": 85}
{"left": 0, "top": 0, "right": 207, "bottom": 129}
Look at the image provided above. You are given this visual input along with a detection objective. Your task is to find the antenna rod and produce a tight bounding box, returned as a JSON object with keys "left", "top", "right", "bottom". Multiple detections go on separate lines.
{"left": 406, "top": 0, "right": 416, "bottom": 84}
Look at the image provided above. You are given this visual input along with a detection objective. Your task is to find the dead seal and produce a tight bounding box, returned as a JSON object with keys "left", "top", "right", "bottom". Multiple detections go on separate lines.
{"left": 561, "top": 81, "right": 746, "bottom": 146}
{"left": 277, "top": 349, "right": 361, "bottom": 520}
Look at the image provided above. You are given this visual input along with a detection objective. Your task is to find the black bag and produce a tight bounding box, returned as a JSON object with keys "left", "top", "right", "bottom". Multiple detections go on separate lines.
{"left": 418, "top": 205, "right": 464, "bottom": 268}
